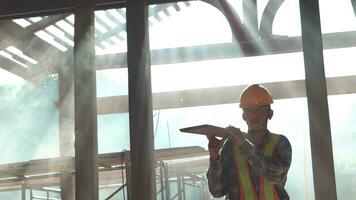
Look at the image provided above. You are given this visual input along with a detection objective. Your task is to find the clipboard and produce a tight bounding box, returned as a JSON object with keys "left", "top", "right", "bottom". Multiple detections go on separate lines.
{"left": 180, "top": 124, "right": 229, "bottom": 138}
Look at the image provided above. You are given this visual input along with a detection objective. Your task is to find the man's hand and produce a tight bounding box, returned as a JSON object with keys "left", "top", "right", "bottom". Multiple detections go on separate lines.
{"left": 207, "top": 135, "right": 228, "bottom": 160}
{"left": 226, "top": 126, "right": 246, "bottom": 146}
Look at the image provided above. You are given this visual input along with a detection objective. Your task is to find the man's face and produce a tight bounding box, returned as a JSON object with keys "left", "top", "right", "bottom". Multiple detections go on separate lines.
{"left": 242, "top": 106, "right": 272, "bottom": 131}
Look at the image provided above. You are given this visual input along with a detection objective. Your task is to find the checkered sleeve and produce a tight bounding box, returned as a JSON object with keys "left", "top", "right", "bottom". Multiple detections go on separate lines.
{"left": 239, "top": 135, "right": 292, "bottom": 184}
{"left": 206, "top": 143, "right": 230, "bottom": 198}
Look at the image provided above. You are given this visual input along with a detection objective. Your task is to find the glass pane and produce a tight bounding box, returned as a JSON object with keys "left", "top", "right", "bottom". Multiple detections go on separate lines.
{"left": 149, "top": 1, "right": 313, "bottom": 199}
{"left": 320, "top": 2, "right": 356, "bottom": 199}
{"left": 0, "top": 14, "right": 74, "bottom": 199}
{"left": 319, "top": 0, "right": 356, "bottom": 33}
{"left": 95, "top": 8, "right": 127, "bottom": 55}
{"left": 96, "top": 68, "right": 128, "bottom": 97}
{"left": 271, "top": 98, "right": 314, "bottom": 199}
{"left": 324, "top": 47, "right": 356, "bottom": 78}
{"left": 270, "top": 0, "right": 301, "bottom": 36}
{"left": 94, "top": 7, "right": 129, "bottom": 200}
{"left": 151, "top": 53, "right": 305, "bottom": 93}
{"left": 328, "top": 94, "right": 356, "bottom": 200}
{"left": 148, "top": 2, "right": 232, "bottom": 49}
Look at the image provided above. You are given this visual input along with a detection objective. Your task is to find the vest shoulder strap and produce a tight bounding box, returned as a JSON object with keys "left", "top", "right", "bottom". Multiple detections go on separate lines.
{"left": 264, "top": 133, "right": 281, "bottom": 156}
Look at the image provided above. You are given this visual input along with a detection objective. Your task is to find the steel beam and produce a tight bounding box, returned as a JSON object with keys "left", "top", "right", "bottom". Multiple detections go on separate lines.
{"left": 58, "top": 65, "right": 75, "bottom": 200}
{"left": 96, "top": 76, "right": 356, "bottom": 114}
{"left": 0, "top": 57, "right": 28, "bottom": 79}
{"left": 260, "top": 0, "right": 285, "bottom": 38}
{"left": 58, "top": 66, "right": 75, "bottom": 157}
{"left": 127, "top": 0, "right": 156, "bottom": 199}
{"left": 0, "top": 20, "right": 64, "bottom": 63}
{"left": 0, "top": 19, "right": 68, "bottom": 80}
{"left": 74, "top": 5, "right": 99, "bottom": 200}
{"left": 94, "top": 31, "right": 356, "bottom": 70}
{"left": 2, "top": 23, "right": 356, "bottom": 78}
{"left": 299, "top": 0, "right": 337, "bottom": 199}
{"left": 243, "top": 0, "right": 258, "bottom": 38}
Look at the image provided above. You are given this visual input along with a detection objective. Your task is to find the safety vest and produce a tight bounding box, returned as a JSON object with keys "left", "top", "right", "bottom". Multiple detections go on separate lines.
{"left": 233, "top": 133, "right": 281, "bottom": 200}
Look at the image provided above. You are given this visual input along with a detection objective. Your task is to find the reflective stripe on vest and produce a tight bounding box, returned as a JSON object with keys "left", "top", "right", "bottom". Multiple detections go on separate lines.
{"left": 233, "top": 133, "right": 281, "bottom": 200}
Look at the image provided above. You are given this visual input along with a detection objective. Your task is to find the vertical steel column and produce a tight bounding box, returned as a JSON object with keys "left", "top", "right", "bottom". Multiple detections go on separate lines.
{"left": 60, "top": 172, "right": 75, "bottom": 200}
{"left": 163, "top": 163, "right": 170, "bottom": 200}
{"left": 159, "top": 163, "right": 165, "bottom": 200}
{"left": 202, "top": 178, "right": 209, "bottom": 200}
{"left": 58, "top": 65, "right": 75, "bottom": 200}
{"left": 127, "top": 0, "right": 156, "bottom": 199}
{"left": 125, "top": 151, "right": 132, "bottom": 200}
{"left": 177, "top": 175, "right": 182, "bottom": 200}
{"left": 243, "top": 0, "right": 258, "bottom": 39}
{"left": 21, "top": 185, "right": 26, "bottom": 200}
{"left": 299, "top": 0, "right": 337, "bottom": 199}
{"left": 181, "top": 175, "right": 186, "bottom": 200}
{"left": 74, "top": 4, "right": 98, "bottom": 200}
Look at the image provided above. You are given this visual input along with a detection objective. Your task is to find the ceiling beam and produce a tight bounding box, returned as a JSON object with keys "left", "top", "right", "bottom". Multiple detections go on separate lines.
{"left": 0, "top": 57, "right": 28, "bottom": 79}
{"left": 95, "top": 3, "right": 188, "bottom": 45}
{"left": 95, "top": 30, "right": 356, "bottom": 70}
{"left": 1, "top": 29, "right": 355, "bottom": 78}
{"left": 96, "top": 75, "right": 356, "bottom": 114}
{"left": 0, "top": 20, "right": 66, "bottom": 66}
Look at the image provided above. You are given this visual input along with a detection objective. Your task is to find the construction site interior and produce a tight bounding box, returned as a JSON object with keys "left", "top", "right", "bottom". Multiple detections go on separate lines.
{"left": 0, "top": 0, "right": 355, "bottom": 199}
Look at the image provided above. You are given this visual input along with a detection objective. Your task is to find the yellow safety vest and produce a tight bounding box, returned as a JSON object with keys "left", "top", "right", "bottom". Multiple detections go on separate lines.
{"left": 233, "top": 133, "right": 281, "bottom": 200}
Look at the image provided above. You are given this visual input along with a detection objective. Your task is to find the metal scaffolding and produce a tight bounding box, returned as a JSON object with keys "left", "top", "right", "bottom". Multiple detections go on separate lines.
{"left": 0, "top": 146, "right": 211, "bottom": 200}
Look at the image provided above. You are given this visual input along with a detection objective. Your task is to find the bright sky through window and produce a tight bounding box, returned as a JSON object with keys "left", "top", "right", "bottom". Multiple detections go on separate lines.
{"left": 0, "top": 68, "right": 25, "bottom": 85}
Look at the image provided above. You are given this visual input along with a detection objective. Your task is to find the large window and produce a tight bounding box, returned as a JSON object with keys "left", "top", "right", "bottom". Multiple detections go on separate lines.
{"left": 149, "top": 1, "right": 313, "bottom": 199}
{"left": 0, "top": 14, "right": 74, "bottom": 199}
{"left": 320, "top": 1, "right": 356, "bottom": 199}
{"left": 93, "top": 8, "right": 130, "bottom": 200}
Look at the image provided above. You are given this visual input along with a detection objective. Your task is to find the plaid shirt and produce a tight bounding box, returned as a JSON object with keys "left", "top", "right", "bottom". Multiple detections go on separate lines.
{"left": 206, "top": 131, "right": 292, "bottom": 200}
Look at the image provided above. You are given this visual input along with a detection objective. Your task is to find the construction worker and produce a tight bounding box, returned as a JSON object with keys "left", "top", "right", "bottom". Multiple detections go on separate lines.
{"left": 206, "top": 84, "right": 292, "bottom": 200}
